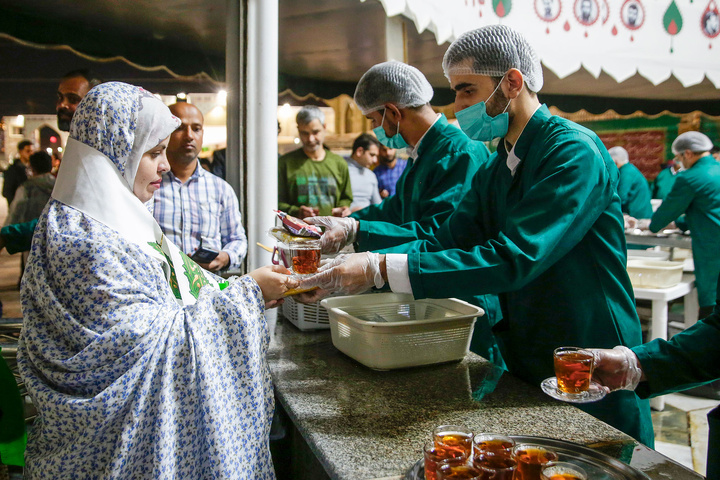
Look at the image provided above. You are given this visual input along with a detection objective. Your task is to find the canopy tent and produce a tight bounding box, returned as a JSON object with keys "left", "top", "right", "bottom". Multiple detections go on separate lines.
{"left": 0, "top": 0, "right": 719, "bottom": 117}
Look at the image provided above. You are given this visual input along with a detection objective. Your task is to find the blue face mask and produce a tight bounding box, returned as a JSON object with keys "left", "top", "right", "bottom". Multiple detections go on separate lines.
{"left": 455, "top": 79, "right": 511, "bottom": 142}
{"left": 373, "top": 109, "right": 409, "bottom": 149}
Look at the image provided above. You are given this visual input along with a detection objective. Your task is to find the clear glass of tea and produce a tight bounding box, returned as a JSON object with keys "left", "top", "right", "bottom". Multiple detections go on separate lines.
{"left": 473, "top": 451, "right": 517, "bottom": 480}
{"left": 540, "top": 461, "right": 587, "bottom": 480}
{"left": 288, "top": 242, "right": 321, "bottom": 275}
{"left": 424, "top": 440, "right": 467, "bottom": 480}
{"left": 513, "top": 444, "right": 559, "bottom": 480}
{"left": 472, "top": 433, "right": 515, "bottom": 459}
{"left": 553, "top": 347, "right": 595, "bottom": 395}
{"left": 436, "top": 457, "right": 482, "bottom": 480}
{"left": 433, "top": 425, "right": 474, "bottom": 459}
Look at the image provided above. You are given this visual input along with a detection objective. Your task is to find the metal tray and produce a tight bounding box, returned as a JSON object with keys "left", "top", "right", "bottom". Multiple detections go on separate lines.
{"left": 405, "top": 435, "right": 649, "bottom": 480}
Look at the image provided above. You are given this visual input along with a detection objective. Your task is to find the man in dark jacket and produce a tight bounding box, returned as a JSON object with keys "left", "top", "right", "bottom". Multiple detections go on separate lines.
{"left": 3, "top": 140, "right": 33, "bottom": 205}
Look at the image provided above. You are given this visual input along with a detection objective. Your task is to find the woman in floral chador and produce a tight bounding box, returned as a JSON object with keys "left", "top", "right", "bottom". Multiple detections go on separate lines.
{"left": 18, "top": 82, "right": 293, "bottom": 479}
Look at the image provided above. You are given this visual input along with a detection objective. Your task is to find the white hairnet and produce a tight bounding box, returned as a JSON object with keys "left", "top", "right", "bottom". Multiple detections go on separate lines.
{"left": 672, "top": 131, "right": 714, "bottom": 154}
{"left": 353, "top": 61, "right": 434, "bottom": 115}
{"left": 442, "top": 25, "right": 543, "bottom": 93}
{"left": 608, "top": 146, "right": 629, "bottom": 166}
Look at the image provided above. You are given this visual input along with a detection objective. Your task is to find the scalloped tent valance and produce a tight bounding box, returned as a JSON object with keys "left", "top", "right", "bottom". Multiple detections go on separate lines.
{"left": 371, "top": 0, "right": 720, "bottom": 88}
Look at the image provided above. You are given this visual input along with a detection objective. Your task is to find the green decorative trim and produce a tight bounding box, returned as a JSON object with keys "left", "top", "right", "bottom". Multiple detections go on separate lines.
{"left": 148, "top": 242, "right": 181, "bottom": 300}
{"left": 181, "top": 252, "right": 210, "bottom": 299}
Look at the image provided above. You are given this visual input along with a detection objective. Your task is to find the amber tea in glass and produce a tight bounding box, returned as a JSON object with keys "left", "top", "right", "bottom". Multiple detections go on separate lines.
{"left": 289, "top": 245, "right": 321, "bottom": 274}
{"left": 472, "top": 433, "right": 515, "bottom": 459}
{"left": 553, "top": 347, "right": 594, "bottom": 394}
{"left": 474, "top": 451, "right": 517, "bottom": 480}
{"left": 436, "top": 457, "right": 482, "bottom": 480}
{"left": 424, "top": 441, "right": 467, "bottom": 480}
{"left": 433, "top": 425, "right": 474, "bottom": 458}
{"left": 540, "top": 462, "right": 587, "bottom": 480}
{"left": 513, "top": 444, "right": 559, "bottom": 480}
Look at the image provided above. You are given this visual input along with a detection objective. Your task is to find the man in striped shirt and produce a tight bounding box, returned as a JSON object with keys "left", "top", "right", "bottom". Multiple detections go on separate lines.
{"left": 153, "top": 102, "right": 247, "bottom": 272}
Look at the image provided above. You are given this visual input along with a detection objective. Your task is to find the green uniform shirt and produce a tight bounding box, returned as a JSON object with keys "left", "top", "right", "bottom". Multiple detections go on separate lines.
{"left": 652, "top": 166, "right": 678, "bottom": 200}
{"left": 650, "top": 155, "right": 720, "bottom": 307}
{"left": 0, "top": 218, "right": 38, "bottom": 254}
{"left": 617, "top": 163, "right": 652, "bottom": 219}
{"left": 353, "top": 115, "right": 502, "bottom": 361}
{"left": 278, "top": 148, "right": 353, "bottom": 217}
{"left": 395, "top": 106, "right": 652, "bottom": 445}
{"left": 633, "top": 276, "right": 720, "bottom": 478}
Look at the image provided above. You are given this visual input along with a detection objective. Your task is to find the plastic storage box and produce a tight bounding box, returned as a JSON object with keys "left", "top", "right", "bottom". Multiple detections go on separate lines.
{"left": 627, "top": 259, "right": 684, "bottom": 289}
{"left": 282, "top": 296, "right": 330, "bottom": 331}
{"left": 321, "top": 294, "right": 484, "bottom": 370}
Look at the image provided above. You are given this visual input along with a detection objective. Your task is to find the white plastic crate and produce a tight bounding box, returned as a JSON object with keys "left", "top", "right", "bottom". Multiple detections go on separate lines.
{"left": 627, "top": 259, "right": 684, "bottom": 289}
{"left": 282, "top": 296, "right": 331, "bottom": 330}
{"left": 321, "top": 294, "right": 483, "bottom": 370}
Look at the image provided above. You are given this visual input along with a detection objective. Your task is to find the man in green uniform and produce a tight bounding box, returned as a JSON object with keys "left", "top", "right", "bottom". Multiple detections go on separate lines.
{"left": 278, "top": 106, "right": 353, "bottom": 218}
{"left": 608, "top": 146, "right": 652, "bottom": 219}
{"left": 652, "top": 157, "right": 682, "bottom": 200}
{"left": 299, "top": 25, "right": 653, "bottom": 446}
{"left": 647, "top": 131, "right": 720, "bottom": 318}
{"left": 305, "top": 61, "right": 502, "bottom": 361}
{"left": 591, "top": 272, "right": 720, "bottom": 479}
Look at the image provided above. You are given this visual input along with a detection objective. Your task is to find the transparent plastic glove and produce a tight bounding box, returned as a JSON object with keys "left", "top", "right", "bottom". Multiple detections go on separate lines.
{"left": 636, "top": 218, "right": 651, "bottom": 231}
{"left": 304, "top": 216, "right": 358, "bottom": 254}
{"left": 624, "top": 214, "right": 638, "bottom": 230}
{"left": 296, "top": 252, "right": 384, "bottom": 296}
{"left": 589, "top": 346, "right": 643, "bottom": 393}
{"left": 318, "top": 254, "right": 352, "bottom": 271}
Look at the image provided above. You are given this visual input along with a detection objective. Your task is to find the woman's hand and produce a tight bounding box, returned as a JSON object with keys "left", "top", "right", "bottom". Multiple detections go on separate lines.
{"left": 248, "top": 265, "right": 299, "bottom": 301}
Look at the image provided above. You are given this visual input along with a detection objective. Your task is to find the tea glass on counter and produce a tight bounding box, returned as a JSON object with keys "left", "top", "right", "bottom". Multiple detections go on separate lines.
{"left": 473, "top": 450, "right": 517, "bottom": 479}
{"left": 553, "top": 347, "right": 594, "bottom": 395}
{"left": 513, "top": 444, "right": 559, "bottom": 480}
{"left": 433, "top": 425, "right": 474, "bottom": 458}
{"left": 540, "top": 461, "right": 587, "bottom": 480}
{"left": 436, "top": 457, "right": 483, "bottom": 480}
{"left": 472, "top": 433, "right": 515, "bottom": 458}
{"left": 424, "top": 440, "right": 467, "bottom": 480}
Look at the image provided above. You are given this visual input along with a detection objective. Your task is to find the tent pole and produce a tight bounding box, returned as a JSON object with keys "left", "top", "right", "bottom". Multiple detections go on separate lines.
{"left": 227, "top": 0, "right": 279, "bottom": 272}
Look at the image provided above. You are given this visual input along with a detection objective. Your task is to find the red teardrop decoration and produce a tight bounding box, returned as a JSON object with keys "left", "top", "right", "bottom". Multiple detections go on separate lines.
{"left": 612, "top": 25, "right": 618, "bottom": 35}
{"left": 564, "top": 20, "right": 571, "bottom": 31}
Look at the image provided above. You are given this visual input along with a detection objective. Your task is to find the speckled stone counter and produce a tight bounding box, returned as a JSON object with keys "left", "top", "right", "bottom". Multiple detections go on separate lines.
{"left": 267, "top": 313, "right": 702, "bottom": 480}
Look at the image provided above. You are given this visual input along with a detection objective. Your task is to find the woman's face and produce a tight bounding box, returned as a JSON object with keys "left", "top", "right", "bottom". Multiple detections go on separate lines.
{"left": 133, "top": 136, "right": 170, "bottom": 202}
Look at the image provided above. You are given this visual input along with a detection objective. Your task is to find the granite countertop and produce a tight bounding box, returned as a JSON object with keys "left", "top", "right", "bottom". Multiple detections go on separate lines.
{"left": 267, "top": 312, "right": 702, "bottom": 480}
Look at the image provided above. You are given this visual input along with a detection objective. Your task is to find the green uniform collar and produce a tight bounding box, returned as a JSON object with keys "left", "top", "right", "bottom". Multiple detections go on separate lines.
{"left": 415, "top": 114, "right": 449, "bottom": 159}
{"left": 497, "top": 104, "right": 551, "bottom": 162}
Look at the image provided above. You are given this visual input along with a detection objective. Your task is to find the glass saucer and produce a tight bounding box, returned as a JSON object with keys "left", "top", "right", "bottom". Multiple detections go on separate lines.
{"left": 541, "top": 377, "right": 607, "bottom": 403}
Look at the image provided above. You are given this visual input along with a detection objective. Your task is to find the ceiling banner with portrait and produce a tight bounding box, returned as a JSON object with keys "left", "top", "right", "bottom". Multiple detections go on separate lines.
{"left": 369, "top": 0, "right": 720, "bottom": 88}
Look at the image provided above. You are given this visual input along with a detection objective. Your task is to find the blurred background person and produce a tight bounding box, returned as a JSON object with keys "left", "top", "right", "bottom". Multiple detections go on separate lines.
{"left": 3, "top": 140, "right": 33, "bottom": 206}
{"left": 346, "top": 133, "right": 382, "bottom": 212}
{"left": 5, "top": 151, "right": 55, "bottom": 226}
{"left": 278, "top": 106, "right": 353, "bottom": 217}
{"left": 646, "top": 131, "right": 720, "bottom": 319}
{"left": 608, "top": 146, "right": 652, "bottom": 220}
{"left": 652, "top": 154, "right": 683, "bottom": 200}
{"left": 373, "top": 144, "right": 407, "bottom": 199}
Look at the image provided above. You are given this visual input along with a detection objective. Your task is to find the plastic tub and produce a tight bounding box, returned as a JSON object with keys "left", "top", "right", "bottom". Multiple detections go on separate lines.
{"left": 321, "top": 294, "right": 483, "bottom": 370}
{"left": 627, "top": 259, "right": 684, "bottom": 289}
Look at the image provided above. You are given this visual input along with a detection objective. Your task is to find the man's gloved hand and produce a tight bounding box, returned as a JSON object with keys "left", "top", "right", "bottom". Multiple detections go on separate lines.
{"left": 636, "top": 218, "right": 651, "bottom": 231}
{"left": 296, "top": 252, "right": 385, "bottom": 297}
{"left": 589, "top": 346, "right": 644, "bottom": 393}
{"left": 304, "top": 216, "right": 359, "bottom": 254}
{"left": 624, "top": 214, "right": 638, "bottom": 230}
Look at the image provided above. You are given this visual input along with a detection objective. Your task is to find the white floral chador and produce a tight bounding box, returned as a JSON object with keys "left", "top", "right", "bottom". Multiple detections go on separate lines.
{"left": 17, "top": 83, "right": 275, "bottom": 479}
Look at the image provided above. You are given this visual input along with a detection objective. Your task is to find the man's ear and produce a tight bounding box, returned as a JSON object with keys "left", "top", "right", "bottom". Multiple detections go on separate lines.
{"left": 504, "top": 68, "right": 525, "bottom": 99}
{"left": 383, "top": 103, "right": 403, "bottom": 122}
